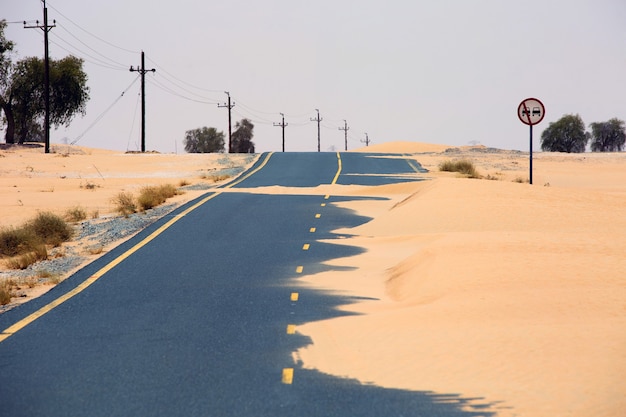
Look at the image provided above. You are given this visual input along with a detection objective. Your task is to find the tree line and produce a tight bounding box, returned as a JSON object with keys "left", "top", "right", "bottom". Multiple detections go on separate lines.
{"left": 183, "top": 119, "right": 255, "bottom": 153}
{"left": 541, "top": 114, "right": 625, "bottom": 153}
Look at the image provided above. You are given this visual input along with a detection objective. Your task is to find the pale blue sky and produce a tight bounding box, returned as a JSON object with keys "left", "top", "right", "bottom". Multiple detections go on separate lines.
{"left": 3, "top": 0, "right": 626, "bottom": 153}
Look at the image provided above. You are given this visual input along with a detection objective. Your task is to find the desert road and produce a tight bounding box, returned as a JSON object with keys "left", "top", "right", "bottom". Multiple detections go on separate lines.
{"left": 0, "top": 152, "right": 490, "bottom": 417}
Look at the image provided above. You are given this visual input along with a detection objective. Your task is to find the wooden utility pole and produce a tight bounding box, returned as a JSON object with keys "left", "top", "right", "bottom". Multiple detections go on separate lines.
{"left": 273, "top": 113, "right": 288, "bottom": 152}
{"left": 311, "top": 109, "right": 322, "bottom": 152}
{"left": 218, "top": 92, "right": 235, "bottom": 152}
{"left": 129, "top": 51, "right": 155, "bottom": 152}
{"left": 361, "top": 133, "right": 370, "bottom": 147}
{"left": 24, "top": 0, "right": 55, "bottom": 153}
{"left": 339, "top": 119, "right": 349, "bottom": 151}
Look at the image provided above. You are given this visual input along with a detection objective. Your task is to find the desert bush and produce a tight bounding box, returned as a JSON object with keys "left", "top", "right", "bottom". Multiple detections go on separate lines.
{"left": 137, "top": 184, "right": 179, "bottom": 211}
{"left": 0, "top": 281, "right": 12, "bottom": 305}
{"left": 112, "top": 192, "right": 137, "bottom": 217}
{"left": 438, "top": 159, "right": 481, "bottom": 178}
{"left": 6, "top": 245, "right": 48, "bottom": 270}
{"left": 0, "top": 227, "right": 39, "bottom": 257}
{"left": 204, "top": 173, "right": 231, "bottom": 183}
{"left": 26, "top": 212, "right": 73, "bottom": 246}
{"left": 65, "top": 206, "right": 87, "bottom": 223}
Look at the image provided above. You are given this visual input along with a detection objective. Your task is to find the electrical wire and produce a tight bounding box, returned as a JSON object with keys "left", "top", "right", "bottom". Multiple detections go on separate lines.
{"left": 127, "top": 91, "right": 141, "bottom": 151}
{"left": 70, "top": 76, "right": 140, "bottom": 145}
{"left": 46, "top": 1, "right": 139, "bottom": 54}
{"left": 146, "top": 77, "right": 220, "bottom": 105}
{"left": 55, "top": 24, "right": 128, "bottom": 69}
{"left": 145, "top": 56, "right": 225, "bottom": 95}
{"left": 49, "top": 34, "right": 127, "bottom": 71}
{"left": 150, "top": 72, "right": 221, "bottom": 104}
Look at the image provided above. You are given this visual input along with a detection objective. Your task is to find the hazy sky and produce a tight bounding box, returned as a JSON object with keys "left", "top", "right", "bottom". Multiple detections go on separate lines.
{"left": 3, "top": 0, "right": 626, "bottom": 153}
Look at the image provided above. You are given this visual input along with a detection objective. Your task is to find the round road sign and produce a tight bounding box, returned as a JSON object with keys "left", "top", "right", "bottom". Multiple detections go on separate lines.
{"left": 517, "top": 98, "right": 545, "bottom": 126}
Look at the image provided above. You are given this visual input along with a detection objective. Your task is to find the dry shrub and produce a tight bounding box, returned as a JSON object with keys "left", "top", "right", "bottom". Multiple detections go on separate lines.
{"left": 112, "top": 192, "right": 137, "bottom": 217}
{"left": 439, "top": 159, "right": 481, "bottom": 178}
{"left": 208, "top": 174, "right": 232, "bottom": 183}
{"left": 137, "top": 184, "right": 179, "bottom": 211}
{"left": 27, "top": 212, "right": 73, "bottom": 246}
{"left": 0, "top": 280, "right": 13, "bottom": 305}
{"left": 0, "top": 227, "right": 39, "bottom": 257}
{"left": 5, "top": 245, "right": 48, "bottom": 270}
{"left": 65, "top": 206, "right": 87, "bottom": 223}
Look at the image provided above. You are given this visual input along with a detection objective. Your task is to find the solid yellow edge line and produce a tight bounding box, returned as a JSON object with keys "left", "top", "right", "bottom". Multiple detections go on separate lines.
{"left": 0, "top": 153, "right": 274, "bottom": 344}
{"left": 331, "top": 152, "right": 342, "bottom": 185}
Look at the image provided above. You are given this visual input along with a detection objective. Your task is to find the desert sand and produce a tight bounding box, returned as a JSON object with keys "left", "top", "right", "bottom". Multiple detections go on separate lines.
{"left": 1, "top": 141, "right": 625, "bottom": 417}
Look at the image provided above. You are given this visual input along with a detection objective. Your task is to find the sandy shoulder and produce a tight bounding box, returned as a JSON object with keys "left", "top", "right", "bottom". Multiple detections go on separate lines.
{"left": 0, "top": 144, "right": 256, "bottom": 310}
{"left": 294, "top": 147, "right": 626, "bottom": 417}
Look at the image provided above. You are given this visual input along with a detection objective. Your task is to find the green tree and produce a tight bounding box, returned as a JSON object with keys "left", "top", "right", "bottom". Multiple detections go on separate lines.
{"left": 183, "top": 127, "right": 225, "bottom": 153}
{"left": 589, "top": 118, "right": 626, "bottom": 152}
{"left": 540, "top": 114, "right": 588, "bottom": 153}
{"left": 0, "top": 20, "right": 89, "bottom": 144}
{"left": 0, "top": 19, "right": 16, "bottom": 142}
{"left": 6, "top": 56, "right": 89, "bottom": 144}
{"left": 231, "top": 118, "right": 255, "bottom": 153}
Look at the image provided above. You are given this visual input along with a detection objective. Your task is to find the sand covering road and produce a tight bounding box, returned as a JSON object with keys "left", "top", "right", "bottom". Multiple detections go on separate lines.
{"left": 1, "top": 142, "right": 625, "bottom": 417}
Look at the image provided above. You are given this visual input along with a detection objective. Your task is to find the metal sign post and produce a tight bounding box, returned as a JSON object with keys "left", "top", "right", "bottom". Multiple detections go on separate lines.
{"left": 517, "top": 98, "right": 545, "bottom": 184}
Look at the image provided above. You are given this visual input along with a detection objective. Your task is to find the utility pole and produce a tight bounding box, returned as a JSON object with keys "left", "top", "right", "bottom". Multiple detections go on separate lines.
{"left": 361, "top": 133, "right": 371, "bottom": 147}
{"left": 218, "top": 92, "right": 235, "bottom": 153}
{"left": 273, "top": 113, "right": 288, "bottom": 152}
{"left": 339, "top": 119, "right": 349, "bottom": 151}
{"left": 311, "top": 109, "right": 322, "bottom": 152}
{"left": 129, "top": 51, "right": 155, "bottom": 152}
{"left": 24, "top": 0, "right": 55, "bottom": 154}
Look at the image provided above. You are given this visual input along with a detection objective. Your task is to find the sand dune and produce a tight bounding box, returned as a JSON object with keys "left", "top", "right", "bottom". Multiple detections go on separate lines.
{"left": 294, "top": 145, "right": 626, "bottom": 417}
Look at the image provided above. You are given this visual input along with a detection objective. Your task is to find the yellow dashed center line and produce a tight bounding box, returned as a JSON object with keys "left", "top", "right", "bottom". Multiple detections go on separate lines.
{"left": 315, "top": 213, "right": 321, "bottom": 219}
{"left": 295, "top": 265, "right": 303, "bottom": 274}
{"left": 309, "top": 227, "right": 316, "bottom": 233}
{"left": 302, "top": 243, "right": 310, "bottom": 251}
{"left": 282, "top": 368, "right": 294, "bottom": 384}
{"left": 290, "top": 292, "right": 299, "bottom": 302}
{"left": 286, "top": 324, "right": 297, "bottom": 334}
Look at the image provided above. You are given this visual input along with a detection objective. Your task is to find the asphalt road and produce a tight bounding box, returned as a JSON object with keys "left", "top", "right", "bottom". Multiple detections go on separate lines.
{"left": 0, "top": 152, "right": 494, "bottom": 417}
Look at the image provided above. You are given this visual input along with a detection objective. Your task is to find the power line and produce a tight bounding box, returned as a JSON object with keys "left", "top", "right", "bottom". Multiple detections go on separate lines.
{"left": 23, "top": 0, "right": 55, "bottom": 154}
{"left": 55, "top": 23, "right": 128, "bottom": 69}
{"left": 129, "top": 51, "right": 156, "bottom": 152}
{"left": 71, "top": 76, "right": 140, "bottom": 145}
{"left": 49, "top": 32, "right": 127, "bottom": 71}
{"left": 338, "top": 119, "right": 349, "bottom": 151}
{"left": 218, "top": 92, "right": 235, "bottom": 153}
{"left": 273, "top": 113, "right": 288, "bottom": 152}
{"left": 147, "top": 77, "right": 218, "bottom": 105}
{"left": 311, "top": 109, "right": 322, "bottom": 152}
{"left": 361, "top": 132, "right": 371, "bottom": 147}
{"left": 47, "top": 1, "right": 139, "bottom": 54}
{"left": 145, "top": 56, "right": 225, "bottom": 95}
